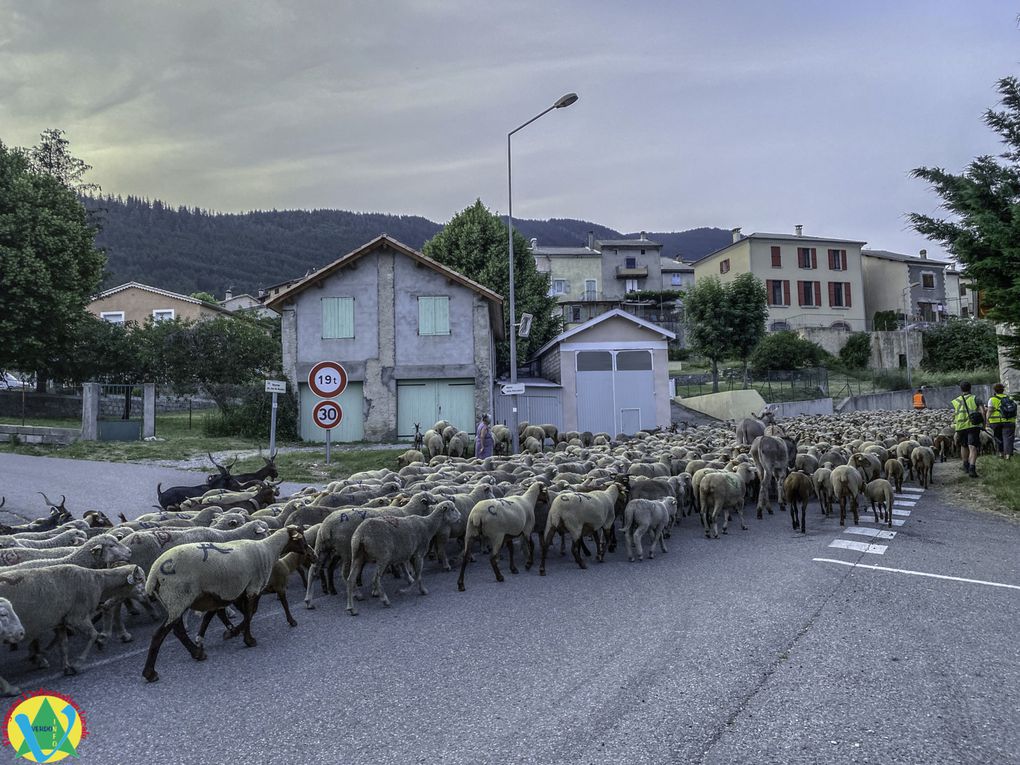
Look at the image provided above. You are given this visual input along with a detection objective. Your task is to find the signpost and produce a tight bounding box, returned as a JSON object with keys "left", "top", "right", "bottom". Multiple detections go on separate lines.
{"left": 501, "top": 383, "right": 525, "bottom": 396}
{"left": 264, "top": 380, "right": 287, "bottom": 456}
{"left": 308, "top": 362, "right": 348, "bottom": 465}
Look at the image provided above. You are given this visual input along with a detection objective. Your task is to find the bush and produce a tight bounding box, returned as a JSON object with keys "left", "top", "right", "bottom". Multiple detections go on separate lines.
{"left": 921, "top": 320, "right": 998, "bottom": 372}
{"left": 871, "top": 370, "right": 911, "bottom": 391}
{"left": 839, "top": 332, "right": 872, "bottom": 369}
{"left": 668, "top": 347, "right": 692, "bottom": 362}
{"left": 203, "top": 386, "right": 299, "bottom": 441}
{"left": 750, "top": 331, "right": 830, "bottom": 372}
{"left": 873, "top": 310, "right": 899, "bottom": 331}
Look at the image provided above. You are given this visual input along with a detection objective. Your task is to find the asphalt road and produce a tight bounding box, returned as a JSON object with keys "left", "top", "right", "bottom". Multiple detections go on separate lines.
{"left": 0, "top": 454, "right": 1017, "bottom": 764}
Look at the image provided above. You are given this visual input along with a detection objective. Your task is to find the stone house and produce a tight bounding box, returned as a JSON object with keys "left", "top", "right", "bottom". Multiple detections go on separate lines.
{"left": 267, "top": 235, "right": 503, "bottom": 443}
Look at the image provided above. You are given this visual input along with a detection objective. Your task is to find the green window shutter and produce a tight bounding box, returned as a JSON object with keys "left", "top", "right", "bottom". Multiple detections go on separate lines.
{"left": 435, "top": 296, "right": 450, "bottom": 334}
{"left": 322, "top": 297, "right": 354, "bottom": 338}
{"left": 419, "top": 297, "right": 435, "bottom": 335}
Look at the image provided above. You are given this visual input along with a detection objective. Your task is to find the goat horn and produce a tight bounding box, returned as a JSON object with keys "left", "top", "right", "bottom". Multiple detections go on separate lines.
{"left": 0, "top": 497, "right": 4, "bottom": 509}
{"left": 38, "top": 491, "right": 55, "bottom": 507}
{"left": 207, "top": 452, "right": 223, "bottom": 468}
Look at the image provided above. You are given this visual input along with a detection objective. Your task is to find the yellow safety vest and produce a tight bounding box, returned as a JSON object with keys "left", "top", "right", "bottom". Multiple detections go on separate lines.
{"left": 987, "top": 395, "right": 1016, "bottom": 424}
{"left": 951, "top": 394, "right": 980, "bottom": 431}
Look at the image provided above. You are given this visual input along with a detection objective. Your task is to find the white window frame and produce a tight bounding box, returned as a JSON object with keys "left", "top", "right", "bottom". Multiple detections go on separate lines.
{"left": 100, "top": 311, "right": 125, "bottom": 324}
{"left": 625, "top": 278, "right": 639, "bottom": 293}
{"left": 584, "top": 279, "right": 597, "bottom": 299}
{"left": 152, "top": 308, "right": 175, "bottom": 322}
{"left": 671, "top": 273, "right": 682, "bottom": 286}
{"left": 551, "top": 279, "right": 567, "bottom": 295}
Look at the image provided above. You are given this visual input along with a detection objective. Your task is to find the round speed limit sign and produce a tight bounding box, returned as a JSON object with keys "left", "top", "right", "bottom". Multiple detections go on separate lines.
{"left": 312, "top": 400, "right": 344, "bottom": 430}
{"left": 308, "top": 361, "right": 348, "bottom": 398}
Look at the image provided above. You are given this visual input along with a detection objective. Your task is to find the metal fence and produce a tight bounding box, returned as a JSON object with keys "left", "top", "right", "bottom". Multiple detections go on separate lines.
{"left": 672, "top": 367, "right": 830, "bottom": 403}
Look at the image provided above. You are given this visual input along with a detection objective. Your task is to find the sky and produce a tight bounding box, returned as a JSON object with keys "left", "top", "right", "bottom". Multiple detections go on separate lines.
{"left": 2, "top": 1, "right": 1018, "bottom": 259}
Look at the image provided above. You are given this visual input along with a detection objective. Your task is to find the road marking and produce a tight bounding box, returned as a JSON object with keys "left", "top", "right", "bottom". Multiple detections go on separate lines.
{"left": 852, "top": 516, "right": 906, "bottom": 527}
{"left": 893, "top": 500, "right": 916, "bottom": 507}
{"left": 900, "top": 487, "right": 923, "bottom": 493}
{"left": 813, "top": 558, "right": 1020, "bottom": 591}
{"left": 892, "top": 508, "right": 911, "bottom": 517}
{"left": 828, "top": 539, "right": 888, "bottom": 555}
{"left": 845, "top": 527, "right": 896, "bottom": 540}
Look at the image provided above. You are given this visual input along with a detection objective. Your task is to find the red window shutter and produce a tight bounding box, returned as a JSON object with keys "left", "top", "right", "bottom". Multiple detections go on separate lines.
{"left": 844, "top": 282, "right": 852, "bottom": 307}
{"left": 797, "top": 281, "right": 805, "bottom": 306}
{"left": 783, "top": 281, "right": 791, "bottom": 306}
{"left": 828, "top": 282, "right": 836, "bottom": 306}
{"left": 811, "top": 248, "right": 817, "bottom": 269}
{"left": 814, "top": 281, "right": 821, "bottom": 307}
{"left": 771, "top": 246, "right": 781, "bottom": 267}
{"left": 766, "top": 280, "right": 773, "bottom": 305}
{"left": 827, "top": 250, "right": 834, "bottom": 269}
{"left": 841, "top": 250, "right": 847, "bottom": 271}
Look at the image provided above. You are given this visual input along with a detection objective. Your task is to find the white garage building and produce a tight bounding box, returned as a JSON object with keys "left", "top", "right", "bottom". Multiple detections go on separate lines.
{"left": 530, "top": 309, "right": 674, "bottom": 435}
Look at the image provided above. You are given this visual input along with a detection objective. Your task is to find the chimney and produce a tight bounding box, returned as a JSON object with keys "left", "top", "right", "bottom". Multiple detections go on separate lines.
{"left": 795, "top": 224, "right": 803, "bottom": 237}
{"left": 731, "top": 227, "right": 742, "bottom": 243}
{"left": 225, "top": 288, "right": 233, "bottom": 301}
{"left": 587, "top": 231, "right": 594, "bottom": 250}
{"left": 640, "top": 231, "right": 647, "bottom": 241}
{"left": 919, "top": 249, "right": 927, "bottom": 259}
{"left": 529, "top": 238, "right": 537, "bottom": 249}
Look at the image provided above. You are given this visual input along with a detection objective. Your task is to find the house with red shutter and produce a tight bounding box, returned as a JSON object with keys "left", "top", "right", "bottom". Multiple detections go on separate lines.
{"left": 691, "top": 225, "right": 867, "bottom": 332}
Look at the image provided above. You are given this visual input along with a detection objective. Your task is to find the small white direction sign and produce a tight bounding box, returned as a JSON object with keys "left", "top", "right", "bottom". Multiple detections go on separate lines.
{"left": 501, "top": 383, "right": 526, "bottom": 396}
{"left": 265, "top": 380, "right": 287, "bottom": 394}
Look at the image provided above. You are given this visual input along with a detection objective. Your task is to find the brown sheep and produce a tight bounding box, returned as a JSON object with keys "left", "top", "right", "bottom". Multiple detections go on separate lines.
{"left": 863, "top": 478, "right": 894, "bottom": 527}
{"left": 783, "top": 470, "right": 814, "bottom": 534}
{"left": 911, "top": 446, "right": 935, "bottom": 490}
{"left": 883, "top": 458, "right": 904, "bottom": 493}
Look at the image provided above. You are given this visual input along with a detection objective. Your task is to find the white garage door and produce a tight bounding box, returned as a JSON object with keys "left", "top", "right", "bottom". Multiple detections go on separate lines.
{"left": 575, "top": 349, "right": 655, "bottom": 435}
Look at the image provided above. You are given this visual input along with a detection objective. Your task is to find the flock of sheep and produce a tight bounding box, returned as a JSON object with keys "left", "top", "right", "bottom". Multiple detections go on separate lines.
{"left": 0, "top": 408, "right": 960, "bottom": 690}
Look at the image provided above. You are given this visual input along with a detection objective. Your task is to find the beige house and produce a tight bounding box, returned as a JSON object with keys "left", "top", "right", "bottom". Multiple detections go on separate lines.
{"left": 88, "top": 282, "right": 233, "bottom": 326}
{"left": 860, "top": 248, "right": 954, "bottom": 325}
{"left": 693, "top": 227, "right": 867, "bottom": 332}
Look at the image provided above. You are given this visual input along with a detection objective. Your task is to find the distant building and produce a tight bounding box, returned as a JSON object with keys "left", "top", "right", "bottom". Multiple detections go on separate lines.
{"left": 860, "top": 248, "right": 953, "bottom": 324}
{"left": 693, "top": 226, "right": 867, "bottom": 332}
{"left": 88, "top": 282, "right": 233, "bottom": 326}
{"left": 219, "top": 289, "right": 279, "bottom": 319}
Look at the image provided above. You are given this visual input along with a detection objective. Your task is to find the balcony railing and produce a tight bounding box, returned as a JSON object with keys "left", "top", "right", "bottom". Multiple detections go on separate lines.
{"left": 615, "top": 265, "right": 648, "bottom": 278}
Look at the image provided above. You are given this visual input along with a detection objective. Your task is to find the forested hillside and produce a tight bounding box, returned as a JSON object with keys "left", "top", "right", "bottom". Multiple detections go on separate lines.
{"left": 83, "top": 195, "right": 729, "bottom": 296}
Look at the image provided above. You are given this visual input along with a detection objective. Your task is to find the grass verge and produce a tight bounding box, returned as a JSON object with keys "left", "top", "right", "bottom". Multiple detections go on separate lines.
{"left": 230, "top": 449, "right": 405, "bottom": 484}
{"left": 933, "top": 456, "right": 1020, "bottom": 515}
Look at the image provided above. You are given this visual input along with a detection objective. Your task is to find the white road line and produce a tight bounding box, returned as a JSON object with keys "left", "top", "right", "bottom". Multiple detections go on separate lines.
{"left": 852, "top": 517, "right": 906, "bottom": 526}
{"left": 893, "top": 500, "right": 917, "bottom": 507}
{"left": 813, "top": 558, "right": 1020, "bottom": 591}
{"left": 892, "top": 508, "right": 911, "bottom": 517}
{"left": 845, "top": 527, "right": 897, "bottom": 540}
{"left": 900, "top": 487, "right": 924, "bottom": 494}
{"left": 828, "top": 539, "right": 888, "bottom": 555}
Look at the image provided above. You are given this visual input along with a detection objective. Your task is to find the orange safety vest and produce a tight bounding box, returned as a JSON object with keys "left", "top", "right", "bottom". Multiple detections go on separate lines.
{"left": 912, "top": 392, "right": 925, "bottom": 410}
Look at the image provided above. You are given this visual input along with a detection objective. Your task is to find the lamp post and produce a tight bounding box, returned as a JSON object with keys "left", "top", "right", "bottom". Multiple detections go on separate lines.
{"left": 506, "top": 92, "right": 578, "bottom": 454}
{"left": 902, "top": 281, "right": 921, "bottom": 388}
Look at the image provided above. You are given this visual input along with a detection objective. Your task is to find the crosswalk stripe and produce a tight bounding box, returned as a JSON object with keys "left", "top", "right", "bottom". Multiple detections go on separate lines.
{"left": 845, "top": 527, "right": 896, "bottom": 540}
{"left": 853, "top": 517, "right": 905, "bottom": 526}
{"left": 892, "top": 508, "right": 911, "bottom": 517}
{"left": 900, "top": 487, "right": 923, "bottom": 494}
{"left": 894, "top": 500, "right": 917, "bottom": 507}
{"left": 829, "top": 539, "right": 888, "bottom": 555}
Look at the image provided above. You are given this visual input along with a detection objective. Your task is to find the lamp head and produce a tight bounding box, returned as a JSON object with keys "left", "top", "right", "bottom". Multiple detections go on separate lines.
{"left": 554, "top": 93, "right": 579, "bottom": 109}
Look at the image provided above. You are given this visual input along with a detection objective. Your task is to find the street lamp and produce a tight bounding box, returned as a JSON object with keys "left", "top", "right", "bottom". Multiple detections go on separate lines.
{"left": 902, "top": 281, "right": 921, "bottom": 388}
{"left": 506, "top": 92, "right": 578, "bottom": 454}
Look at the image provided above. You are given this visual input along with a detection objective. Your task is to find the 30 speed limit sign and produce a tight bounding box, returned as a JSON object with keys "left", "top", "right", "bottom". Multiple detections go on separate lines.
{"left": 312, "top": 400, "right": 343, "bottom": 430}
{"left": 308, "top": 361, "right": 348, "bottom": 398}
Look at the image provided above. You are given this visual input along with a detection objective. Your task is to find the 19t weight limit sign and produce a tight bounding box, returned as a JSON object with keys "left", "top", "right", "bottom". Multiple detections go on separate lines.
{"left": 308, "top": 361, "right": 348, "bottom": 465}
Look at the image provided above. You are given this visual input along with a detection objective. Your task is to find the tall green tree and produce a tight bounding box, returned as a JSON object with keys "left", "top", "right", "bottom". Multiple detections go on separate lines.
{"left": 726, "top": 273, "right": 769, "bottom": 387}
{"left": 422, "top": 200, "right": 560, "bottom": 373}
{"left": 29, "top": 128, "right": 100, "bottom": 194}
{"left": 910, "top": 76, "right": 1020, "bottom": 364}
{"left": 683, "top": 277, "right": 733, "bottom": 393}
{"left": 0, "top": 141, "right": 105, "bottom": 384}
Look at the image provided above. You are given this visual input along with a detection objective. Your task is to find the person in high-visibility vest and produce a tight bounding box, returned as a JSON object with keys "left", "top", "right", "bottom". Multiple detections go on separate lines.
{"left": 912, "top": 387, "right": 927, "bottom": 411}
{"left": 986, "top": 383, "right": 1016, "bottom": 460}
{"left": 951, "top": 380, "right": 985, "bottom": 478}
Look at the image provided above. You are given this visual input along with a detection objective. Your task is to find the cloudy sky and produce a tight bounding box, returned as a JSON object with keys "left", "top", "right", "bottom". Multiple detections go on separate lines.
{"left": 2, "top": 1, "right": 1017, "bottom": 257}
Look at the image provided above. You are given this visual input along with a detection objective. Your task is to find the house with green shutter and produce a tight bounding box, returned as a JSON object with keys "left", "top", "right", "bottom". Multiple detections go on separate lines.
{"left": 267, "top": 235, "right": 503, "bottom": 442}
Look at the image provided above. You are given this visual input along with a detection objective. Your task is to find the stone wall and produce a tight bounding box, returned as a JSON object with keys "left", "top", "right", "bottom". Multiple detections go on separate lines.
{"left": 767, "top": 398, "right": 834, "bottom": 418}
{"left": 795, "top": 327, "right": 924, "bottom": 371}
{"left": 0, "top": 392, "right": 81, "bottom": 419}
{"left": 0, "top": 424, "right": 80, "bottom": 445}
{"left": 835, "top": 384, "right": 993, "bottom": 413}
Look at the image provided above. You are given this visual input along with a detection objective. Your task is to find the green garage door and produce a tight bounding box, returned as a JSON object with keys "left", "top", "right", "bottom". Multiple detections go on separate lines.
{"left": 397, "top": 379, "right": 475, "bottom": 439}
{"left": 300, "top": 382, "right": 364, "bottom": 442}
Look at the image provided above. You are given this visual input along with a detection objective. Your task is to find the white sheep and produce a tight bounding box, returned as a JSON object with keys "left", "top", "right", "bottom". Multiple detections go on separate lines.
{"left": 539, "top": 482, "right": 627, "bottom": 575}
{"left": 698, "top": 471, "right": 747, "bottom": 539}
{"left": 621, "top": 497, "right": 676, "bottom": 561}
{"left": 2, "top": 534, "right": 131, "bottom": 571}
{"left": 0, "top": 598, "right": 24, "bottom": 696}
{"left": 456, "top": 482, "right": 546, "bottom": 591}
{"left": 0, "top": 528, "right": 87, "bottom": 549}
{"left": 142, "top": 526, "right": 310, "bottom": 683}
{"left": 123, "top": 519, "right": 271, "bottom": 575}
{"left": 345, "top": 501, "right": 461, "bottom": 615}
{"left": 0, "top": 564, "right": 144, "bottom": 678}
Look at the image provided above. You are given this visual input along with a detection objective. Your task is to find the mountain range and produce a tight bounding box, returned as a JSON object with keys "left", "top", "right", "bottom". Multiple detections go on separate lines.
{"left": 82, "top": 195, "right": 731, "bottom": 297}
